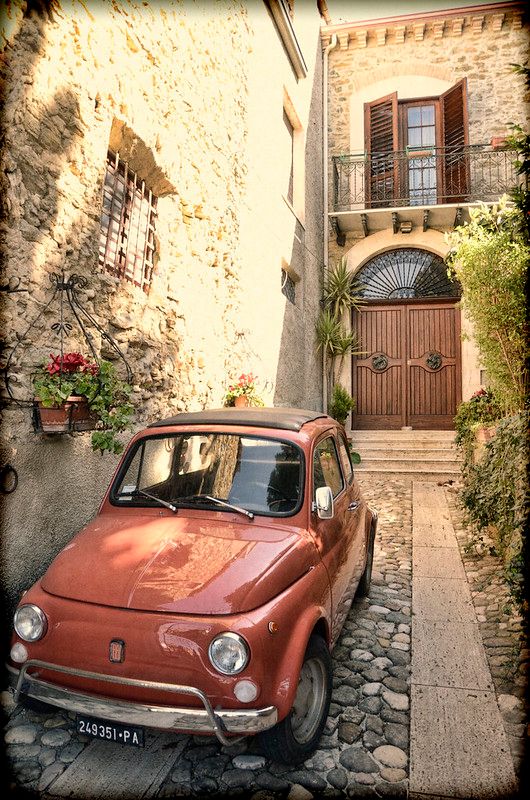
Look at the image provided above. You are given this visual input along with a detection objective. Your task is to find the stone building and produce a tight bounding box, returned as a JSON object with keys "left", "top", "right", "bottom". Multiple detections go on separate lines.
{"left": 322, "top": 0, "right": 528, "bottom": 431}
{"left": 0, "top": 0, "right": 326, "bottom": 611}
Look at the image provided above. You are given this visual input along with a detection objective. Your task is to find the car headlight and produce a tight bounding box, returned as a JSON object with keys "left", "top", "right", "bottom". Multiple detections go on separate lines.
{"left": 14, "top": 604, "right": 47, "bottom": 642}
{"left": 208, "top": 632, "right": 249, "bottom": 675}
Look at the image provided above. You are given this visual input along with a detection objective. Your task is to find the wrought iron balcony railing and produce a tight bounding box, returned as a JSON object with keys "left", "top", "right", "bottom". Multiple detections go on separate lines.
{"left": 332, "top": 145, "right": 518, "bottom": 212}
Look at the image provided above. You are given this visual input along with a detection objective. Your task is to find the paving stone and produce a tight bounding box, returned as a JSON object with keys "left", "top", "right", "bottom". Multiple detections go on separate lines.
{"left": 340, "top": 707, "right": 365, "bottom": 725}
{"left": 287, "top": 785, "right": 313, "bottom": 800}
{"left": 40, "top": 729, "right": 71, "bottom": 747}
{"left": 338, "top": 721, "right": 362, "bottom": 744}
{"left": 5, "top": 724, "right": 38, "bottom": 745}
{"left": 383, "top": 722, "right": 409, "bottom": 749}
{"left": 285, "top": 771, "right": 327, "bottom": 791}
{"left": 382, "top": 689, "right": 409, "bottom": 711}
{"left": 373, "top": 744, "right": 407, "bottom": 769}
{"left": 327, "top": 767, "right": 348, "bottom": 789}
{"left": 58, "top": 741, "right": 85, "bottom": 764}
{"left": 368, "top": 605, "right": 391, "bottom": 615}
{"left": 353, "top": 771, "right": 376, "bottom": 785}
{"left": 221, "top": 768, "right": 256, "bottom": 789}
{"left": 339, "top": 747, "right": 379, "bottom": 772}
{"left": 359, "top": 696, "right": 382, "bottom": 714}
{"left": 332, "top": 685, "right": 359, "bottom": 705}
{"left": 38, "top": 748, "right": 57, "bottom": 768}
{"left": 380, "top": 767, "right": 407, "bottom": 783}
{"left": 365, "top": 714, "right": 384, "bottom": 735}
{"left": 38, "top": 761, "right": 65, "bottom": 791}
{"left": 363, "top": 730, "right": 386, "bottom": 750}
{"left": 362, "top": 682, "right": 382, "bottom": 696}
{"left": 256, "top": 773, "right": 290, "bottom": 791}
{"left": 6, "top": 743, "right": 41, "bottom": 760}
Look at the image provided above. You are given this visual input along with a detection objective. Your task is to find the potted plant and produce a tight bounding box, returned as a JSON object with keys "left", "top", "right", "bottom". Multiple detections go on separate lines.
{"left": 33, "top": 352, "right": 134, "bottom": 454}
{"left": 223, "top": 372, "right": 264, "bottom": 408}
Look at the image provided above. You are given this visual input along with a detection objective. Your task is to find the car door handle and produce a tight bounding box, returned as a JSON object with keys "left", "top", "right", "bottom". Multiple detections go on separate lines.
{"left": 348, "top": 501, "right": 360, "bottom": 511}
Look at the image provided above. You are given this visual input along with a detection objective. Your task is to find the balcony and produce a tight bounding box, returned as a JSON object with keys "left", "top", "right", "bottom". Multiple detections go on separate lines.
{"left": 331, "top": 144, "right": 518, "bottom": 236}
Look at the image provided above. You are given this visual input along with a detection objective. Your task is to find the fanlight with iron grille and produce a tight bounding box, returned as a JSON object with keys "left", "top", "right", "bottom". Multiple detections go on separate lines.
{"left": 356, "top": 248, "right": 460, "bottom": 300}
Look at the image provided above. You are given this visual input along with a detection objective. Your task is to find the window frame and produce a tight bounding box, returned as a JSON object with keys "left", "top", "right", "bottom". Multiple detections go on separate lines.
{"left": 99, "top": 150, "right": 158, "bottom": 294}
{"left": 337, "top": 434, "right": 353, "bottom": 485}
{"left": 312, "top": 434, "right": 345, "bottom": 501}
{"left": 364, "top": 79, "right": 469, "bottom": 206}
{"left": 109, "top": 431, "right": 306, "bottom": 519}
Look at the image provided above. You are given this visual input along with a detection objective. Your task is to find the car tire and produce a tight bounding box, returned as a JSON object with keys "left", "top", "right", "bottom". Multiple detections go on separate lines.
{"left": 257, "top": 634, "right": 332, "bottom": 764}
{"left": 357, "top": 516, "right": 376, "bottom": 597}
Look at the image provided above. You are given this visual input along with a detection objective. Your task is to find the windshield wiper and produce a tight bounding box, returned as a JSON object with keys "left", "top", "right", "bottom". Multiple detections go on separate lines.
{"left": 135, "top": 489, "right": 178, "bottom": 514}
{"left": 173, "top": 494, "right": 254, "bottom": 520}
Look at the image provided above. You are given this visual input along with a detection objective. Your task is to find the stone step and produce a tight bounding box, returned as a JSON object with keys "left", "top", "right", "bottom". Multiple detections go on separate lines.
{"left": 352, "top": 441, "right": 458, "bottom": 451}
{"left": 356, "top": 469, "right": 460, "bottom": 483}
{"left": 352, "top": 433, "right": 457, "bottom": 445}
{"left": 357, "top": 457, "right": 461, "bottom": 472}
{"left": 355, "top": 447, "right": 460, "bottom": 460}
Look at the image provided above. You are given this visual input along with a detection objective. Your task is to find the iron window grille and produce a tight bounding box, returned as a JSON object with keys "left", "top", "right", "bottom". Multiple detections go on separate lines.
{"left": 281, "top": 269, "right": 296, "bottom": 304}
{"left": 99, "top": 150, "right": 157, "bottom": 293}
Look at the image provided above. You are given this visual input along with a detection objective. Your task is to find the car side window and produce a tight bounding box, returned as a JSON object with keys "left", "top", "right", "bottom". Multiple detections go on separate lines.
{"left": 313, "top": 436, "right": 344, "bottom": 499}
{"left": 338, "top": 436, "right": 353, "bottom": 484}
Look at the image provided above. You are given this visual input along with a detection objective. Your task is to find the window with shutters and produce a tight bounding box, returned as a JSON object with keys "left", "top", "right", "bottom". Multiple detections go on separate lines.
{"left": 99, "top": 150, "right": 158, "bottom": 293}
{"left": 364, "top": 79, "right": 468, "bottom": 208}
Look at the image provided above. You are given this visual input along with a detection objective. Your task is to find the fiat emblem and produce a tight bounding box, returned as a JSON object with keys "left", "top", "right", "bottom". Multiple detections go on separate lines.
{"left": 109, "top": 639, "right": 125, "bottom": 663}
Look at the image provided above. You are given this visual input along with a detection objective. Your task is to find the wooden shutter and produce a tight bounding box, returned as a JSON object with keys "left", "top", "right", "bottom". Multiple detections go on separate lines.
{"left": 364, "top": 93, "right": 398, "bottom": 208}
{"left": 440, "top": 79, "right": 469, "bottom": 202}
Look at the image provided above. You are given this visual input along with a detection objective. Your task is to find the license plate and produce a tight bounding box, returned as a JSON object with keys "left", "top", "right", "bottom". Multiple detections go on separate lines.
{"left": 76, "top": 715, "right": 145, "bottom": 747}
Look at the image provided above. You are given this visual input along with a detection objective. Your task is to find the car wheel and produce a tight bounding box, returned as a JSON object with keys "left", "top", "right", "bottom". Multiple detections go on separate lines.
{"left": 257, "top": 635, "right": 331, "bottom": 764}
{"left": 357, "top": 517, "right": 376, "bottom": 597}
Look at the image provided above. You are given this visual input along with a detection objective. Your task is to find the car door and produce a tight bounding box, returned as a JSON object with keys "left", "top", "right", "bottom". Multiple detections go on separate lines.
{"left": 310, "top": 430, "right": 366, "bottom": 644}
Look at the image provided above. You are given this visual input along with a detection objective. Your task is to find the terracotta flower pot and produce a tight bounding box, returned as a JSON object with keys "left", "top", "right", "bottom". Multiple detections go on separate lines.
{"left": 36, "top": 396, "right": 97, "bottom": 433}
{"left": 234, "top": 395, "right": 250, "bottom": 408}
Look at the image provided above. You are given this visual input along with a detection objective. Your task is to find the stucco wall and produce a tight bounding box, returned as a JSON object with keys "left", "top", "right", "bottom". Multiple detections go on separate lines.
{"left": 0, "top": 0, "right": 323, "bottom": 613}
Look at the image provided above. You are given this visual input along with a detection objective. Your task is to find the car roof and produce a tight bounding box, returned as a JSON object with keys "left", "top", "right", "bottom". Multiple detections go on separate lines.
{"left": 147, "top": 407, "right": 331, "bottom": 432}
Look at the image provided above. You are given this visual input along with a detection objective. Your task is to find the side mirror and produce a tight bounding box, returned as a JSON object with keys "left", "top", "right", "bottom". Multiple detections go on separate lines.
{"left": 314, "top": 486, "right": 334, "bottom": 519}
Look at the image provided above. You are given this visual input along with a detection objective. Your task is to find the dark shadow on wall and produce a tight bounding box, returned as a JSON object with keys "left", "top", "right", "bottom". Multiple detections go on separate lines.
{"left": 0, "top": 5, "right": 111, "bottom": 621}
{"left": 273, "top": 37, "right": 324, "bottom": 411}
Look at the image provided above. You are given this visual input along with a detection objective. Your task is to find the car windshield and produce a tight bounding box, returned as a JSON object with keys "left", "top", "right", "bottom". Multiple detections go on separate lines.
{"left": 112, "top": 432, "right": 303, "bottom": 516}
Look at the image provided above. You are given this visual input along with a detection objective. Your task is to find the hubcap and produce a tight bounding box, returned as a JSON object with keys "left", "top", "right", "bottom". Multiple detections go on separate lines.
{"left": 290, "top": 656, "right": 327, "bottom": 744}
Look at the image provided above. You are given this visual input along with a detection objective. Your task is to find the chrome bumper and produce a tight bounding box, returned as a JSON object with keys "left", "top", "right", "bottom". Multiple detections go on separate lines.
{"left": 7, "top": 661, "right": 278, "bottom": 746}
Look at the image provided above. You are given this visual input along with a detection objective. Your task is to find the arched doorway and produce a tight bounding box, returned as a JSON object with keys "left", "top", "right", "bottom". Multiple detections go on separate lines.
{"left": 352, "top": 248, "right": 461, "bottom": 430}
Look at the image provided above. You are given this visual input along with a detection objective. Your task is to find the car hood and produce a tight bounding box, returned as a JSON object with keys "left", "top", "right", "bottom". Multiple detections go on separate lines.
{"left": 41, "top": 512, "right": 317, "bottom": 614}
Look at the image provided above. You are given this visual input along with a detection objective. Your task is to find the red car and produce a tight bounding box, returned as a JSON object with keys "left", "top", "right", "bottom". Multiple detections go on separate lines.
{"left": 8, "top": 408, "right": 377, "bottom": 763}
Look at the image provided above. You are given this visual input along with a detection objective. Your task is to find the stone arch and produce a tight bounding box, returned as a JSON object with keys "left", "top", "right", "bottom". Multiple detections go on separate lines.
{"left": 350, "top": 61, "right": 454, "bottom": 93}
{"left": 354, "top": 248, "right": 459, "bottom": 300}
{"left": 345, "top": 229, "right": 449, "bottom": 276}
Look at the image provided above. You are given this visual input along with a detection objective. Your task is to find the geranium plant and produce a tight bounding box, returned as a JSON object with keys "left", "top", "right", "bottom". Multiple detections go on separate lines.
{"left": 33, "top": 352, "right": 134, "bottom": 454}
{"left": 223, "top": 372, "right": 264, "bottom": 407}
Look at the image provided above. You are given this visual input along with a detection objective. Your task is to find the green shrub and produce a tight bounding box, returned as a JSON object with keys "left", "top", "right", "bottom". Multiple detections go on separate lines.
{"left": 454, "top": 388, "right": 503, "bottom": 469}
{"left": 446, "top": 198, "right": 528, "bottom": 413}
{"left": 459, "top": 412, "right": 528, "bottom": 609}
{"left": 328, "top": 383, "right": 355, "bottom": 427}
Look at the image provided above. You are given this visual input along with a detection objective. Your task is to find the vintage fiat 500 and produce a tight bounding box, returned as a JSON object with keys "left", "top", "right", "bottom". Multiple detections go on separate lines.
{"left": 8, "top": 408, "right": 377, "bottom": 763}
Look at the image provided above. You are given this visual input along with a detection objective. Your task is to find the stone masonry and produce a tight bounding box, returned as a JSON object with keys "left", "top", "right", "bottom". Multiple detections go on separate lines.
{"left": 0, "top": 0, "right": 324, "bottom": 610}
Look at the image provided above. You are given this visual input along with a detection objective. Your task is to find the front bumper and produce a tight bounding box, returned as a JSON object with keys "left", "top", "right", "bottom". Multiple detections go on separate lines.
{"left": 7, "top": 661, "right": 278, "bottom": 746}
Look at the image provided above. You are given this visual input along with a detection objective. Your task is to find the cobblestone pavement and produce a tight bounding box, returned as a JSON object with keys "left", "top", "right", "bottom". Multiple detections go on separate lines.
{"left": 2, "top": 478, "right": 525, "bottom": 799}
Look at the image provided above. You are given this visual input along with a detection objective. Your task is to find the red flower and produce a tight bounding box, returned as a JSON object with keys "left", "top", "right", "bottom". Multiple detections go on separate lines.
{"left": 45, "top": 352, "right": 99, "bottom": 376}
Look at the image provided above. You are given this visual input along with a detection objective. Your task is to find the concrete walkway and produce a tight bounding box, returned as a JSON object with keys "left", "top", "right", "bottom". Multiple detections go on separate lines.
{"left": 409, "top": 482, "right": 518, "bottom": 800}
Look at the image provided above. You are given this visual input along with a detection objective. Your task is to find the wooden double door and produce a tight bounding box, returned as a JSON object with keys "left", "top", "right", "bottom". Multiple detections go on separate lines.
{"left": 352, "top": 300, "right": 461, "bottom": 430}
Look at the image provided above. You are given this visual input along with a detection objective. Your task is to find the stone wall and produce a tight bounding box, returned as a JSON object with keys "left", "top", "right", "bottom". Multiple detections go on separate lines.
{"left": 322, "top": 4, "right": 529, "bottom": 419}
{"left": 0, "top": 0, "right": 324, "bottom": 613}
